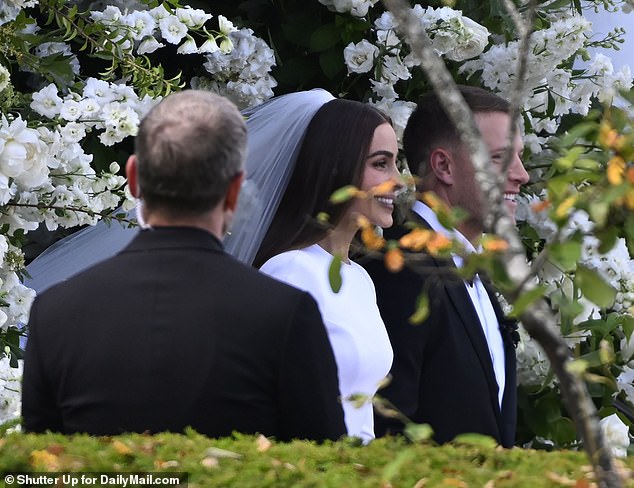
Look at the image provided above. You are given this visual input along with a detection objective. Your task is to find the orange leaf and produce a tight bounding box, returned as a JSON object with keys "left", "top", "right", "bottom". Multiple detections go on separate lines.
{"left": 370, "top": 179, "right": 398, "bottom": 196}
{"left": 385, "top": 248, "right": 404, "bottom": 273}
{"left": 361, "top": 226, "right": 386, "bottom": 251}
{"left": 627, "top": 167, "right": 634, "bottom": 184}
{"left": 531, "top": 199, "right": 551, "bottom": 213}
{"left": 426, "top": 233, "right": 452, "bottom": 255}
{"left": 421, "top": 192, "right": 449, "bottom": 214}
{"left": 399, "top": 228, "right": 432, "bottom": 251}
{"left": 481, "top": 235, "right": 509, "bottom": 252}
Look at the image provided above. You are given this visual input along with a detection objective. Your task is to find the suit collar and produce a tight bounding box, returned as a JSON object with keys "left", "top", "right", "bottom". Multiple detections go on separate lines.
{"left": 124, "top": 226, "right": 225, "bottom": 253}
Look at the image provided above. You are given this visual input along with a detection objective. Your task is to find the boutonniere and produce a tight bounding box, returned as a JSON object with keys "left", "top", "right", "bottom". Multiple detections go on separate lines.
{"left": 499, "top": 319, "right": 520, "bottom": 349}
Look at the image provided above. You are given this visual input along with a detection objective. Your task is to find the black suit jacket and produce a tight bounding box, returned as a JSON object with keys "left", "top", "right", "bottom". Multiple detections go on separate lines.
{"left": 363, "top": 215, "right": 517, "bottom": 447}
{"left": 22, "top": 227, "right": 346, "bottom": 441}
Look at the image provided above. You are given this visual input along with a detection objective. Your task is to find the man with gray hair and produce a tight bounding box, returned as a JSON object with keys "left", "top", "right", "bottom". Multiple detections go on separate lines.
{"left": 22, "top": 90, "right": 346, "bottom": 441}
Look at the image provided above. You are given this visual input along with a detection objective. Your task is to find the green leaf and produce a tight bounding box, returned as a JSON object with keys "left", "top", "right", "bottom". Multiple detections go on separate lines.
{"left": 574, "top": 264, "right": 616, "bottom": 309}
{"left": 328, "top": 254, "right": 343, "bottom": 293}
{"left": 403, "top": 423, "right": 433, "bottom": 442}
{"left": 329, "top": 185, "right": 358, "bottom": 204}
{"left": 319, "top": 48, "right": 344, "bottom": 80}
{"left": 549, "top": 241, "right": 582, "bottom": 272}
{"left": 452, "top": 433, "right": 498, "bottom": 448}
{"left": 309, "top": 23, "right": 341, "bottom": 52}
{"left": 409, "top": 291, "right": 429, "bottom": 325}
{"left": 509, "top": 284, "right": 548, "bottom": 318}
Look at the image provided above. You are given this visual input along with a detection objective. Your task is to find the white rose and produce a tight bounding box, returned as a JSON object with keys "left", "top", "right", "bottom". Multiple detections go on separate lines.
{"left": 343, "top": 39, "right": 378, "bottom": 74}
{"left": 445, "top": 16, "right": 490, "bottom": 61}
{"left": 600, "top": 414, "right": 630, "bottom": 458}
{"left": 0, "top": 116, "right": 50, "bottom": 189}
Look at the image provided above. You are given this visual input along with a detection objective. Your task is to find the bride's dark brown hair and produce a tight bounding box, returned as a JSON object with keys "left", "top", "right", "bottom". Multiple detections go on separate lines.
{"left": 254, "top": 98, "right": 391, "bottom": 268}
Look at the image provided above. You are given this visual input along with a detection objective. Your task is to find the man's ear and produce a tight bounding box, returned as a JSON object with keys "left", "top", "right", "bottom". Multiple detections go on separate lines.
{"left": 224, "top": 171, "right": 245, "bottom": 212}
{"left": 429, "top": 148, "right": 454, "bottom": 186}
{"left": 126, "top": 155, "right": 140, "bottom": 198}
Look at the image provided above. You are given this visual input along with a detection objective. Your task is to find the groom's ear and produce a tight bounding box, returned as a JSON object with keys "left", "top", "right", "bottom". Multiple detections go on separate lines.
{"left": 224, "top": 171, "right": 244, "bottom": 212}
{"left": 126, "top": 155, "right": 140, "bottom": 198}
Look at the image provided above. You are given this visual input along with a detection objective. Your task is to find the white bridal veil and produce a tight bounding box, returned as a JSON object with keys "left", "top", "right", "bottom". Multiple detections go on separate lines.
{"left": 24, "top": 88, "right": 335, "bottom": 293}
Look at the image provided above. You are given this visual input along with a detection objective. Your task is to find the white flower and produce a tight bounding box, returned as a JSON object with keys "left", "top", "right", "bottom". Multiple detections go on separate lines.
{"left": 199, "top": 36, "right": 220, "bottom": 54}
{"left": 218, "top": 15, "right": 236, "bottom": 35}
{"left": 82, "top": 78, "right": 116, "bottom": 105}
{"left": 0, "top": 357, "right": 23, "bottom": 426}
{"left": 123, "top": 11, "right": 156, "bottom": 41}
{"left": 59, "top": 99, "right": 82, "bottom": 121}
{"left": 0, "top": 115, "right": 50, "bottom": 189}
{"left": 159, "top": 15, "right": 188, "bottom": 45}
{"left": 176, "top": 7, "right": 211, "bottom": 28}
{"left": 30, "top": 83, "right": 63, "bottom": 119}
{"left": 600, "top": 414, "right": 630, "bottom": 458}
{"left": 343, "top": 39, "right": 378, "bottom": 73}
{"left": 177, "top": 35, "right": 198, "bottom": 55}
{"left": 445, "top": 16, "right": 490, "bottom": 61}
{"left": 0, "top": 64, "right": 10, "bottom": 92}
{"left": 137, "top": 36, "right": 163, "bottom": 55}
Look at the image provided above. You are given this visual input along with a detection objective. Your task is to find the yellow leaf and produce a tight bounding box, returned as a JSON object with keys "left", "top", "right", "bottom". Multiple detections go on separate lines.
{"left": 554, "top": 195, "right": 577, "bottom": 220}
{"left": 30, "top": 449, "right": 60, "bottom": 471}
{"left": 442, "top": 478, "right": 467, "bottom": 487}
{"left": 607, "top": 156, "right": 626, "bottom": 185}
{"left": 112, "top": 439, "right": 133, "bottom": 456}
{"left": 624, "top": 189, "right": 634, "bottom": 210}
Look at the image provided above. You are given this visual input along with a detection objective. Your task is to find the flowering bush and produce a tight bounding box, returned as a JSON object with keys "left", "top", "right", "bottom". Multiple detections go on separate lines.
{"left": 1, "top": 0, "right": 633, "bottom": 453}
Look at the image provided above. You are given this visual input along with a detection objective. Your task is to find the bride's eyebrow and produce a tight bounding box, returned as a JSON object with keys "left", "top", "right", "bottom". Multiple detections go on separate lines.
{"left": 366, "top": 150, "right": 395, "bottom": 159}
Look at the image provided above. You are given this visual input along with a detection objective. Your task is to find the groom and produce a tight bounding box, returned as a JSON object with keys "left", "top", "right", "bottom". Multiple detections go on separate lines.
{"left": 366, "top": 85, "right": 529, "bottom": 447}
{"left": 21, "top": 90, "right": 346, "bottom": 441}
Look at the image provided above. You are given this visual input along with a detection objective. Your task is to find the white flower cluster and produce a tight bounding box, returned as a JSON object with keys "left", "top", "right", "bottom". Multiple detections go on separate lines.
{"left": 516, "top": 325, "right": 554, "bottom": 388}
{"left": 90, "top": 4, "right": 215, "bottom": 56}
{"left": 460, "top": 14, "right": 633, "bottom": 150}
{"left": 30, "top": 78, "right": 156, "bottom": 147}
{"left": 0, "top": 0, "right": 38, "bottom": 27}
{"left": 199, "top": 27, "right": 277, "bottom": 109}
{"left": 0, "top": 357, "right": 22, "bottom": 427}
{"left": 318, "top": 0, "right": 379, "bottom": 18}
{"left": 514, "top": 194, "right": 634, "bottom": 390}
{"left": 342, "top": 7, "right": 489, "bottom": 138}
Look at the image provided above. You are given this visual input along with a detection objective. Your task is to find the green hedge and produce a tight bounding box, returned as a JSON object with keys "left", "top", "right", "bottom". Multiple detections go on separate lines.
{"left": 1, "top": 431, "right": 633, "bottom": 487}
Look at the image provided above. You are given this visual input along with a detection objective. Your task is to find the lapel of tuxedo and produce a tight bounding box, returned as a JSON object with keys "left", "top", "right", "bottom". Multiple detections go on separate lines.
{"left": 442, "top": 270, "right": 502, "bottom": 415}
{"left": 411, "top": 213, "right": 503, "bottom": 421}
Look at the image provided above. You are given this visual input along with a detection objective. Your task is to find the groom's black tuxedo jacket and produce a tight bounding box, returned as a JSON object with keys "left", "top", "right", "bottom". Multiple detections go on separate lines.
{"left": 22, "top": 227, "right": 346, "bottom": 441}
{"left": 363, "top": 213, "right": 518, "bottom": 447}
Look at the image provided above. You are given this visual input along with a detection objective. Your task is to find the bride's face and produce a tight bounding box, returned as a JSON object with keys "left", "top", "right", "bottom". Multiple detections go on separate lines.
{"left": 347, "top": 122, "right": 400, "bottom": 229}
